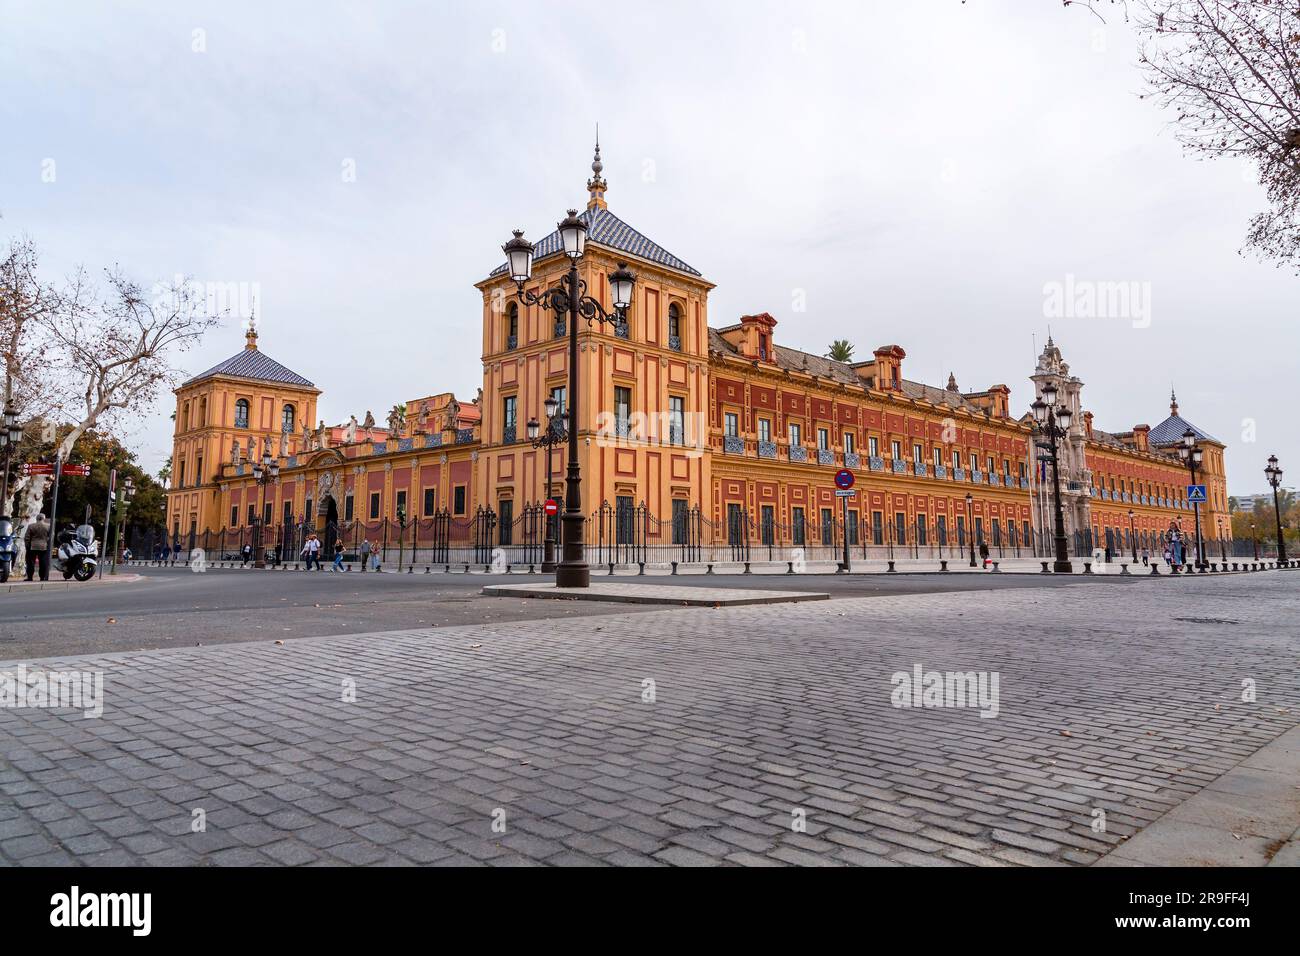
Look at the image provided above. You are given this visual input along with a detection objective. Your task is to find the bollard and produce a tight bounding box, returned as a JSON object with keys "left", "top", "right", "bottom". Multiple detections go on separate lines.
{"left": 1198, "top": 565, "right": 1206, "bottom": 573}
{"left": 1120, "top": 564, "right": 1129, "bottom": 575}
{"left": 608, "top": 562, "right": 615, "bottom": 576}
{"left": 787, "top": 561, "right": 794, "bottom": 574}
{"left": 1083, "top": 561, "right": 1092, "bottom": 574}
{"left": 1231, "top": 562, "right": 1238, "bottom": 571}
{"left": 1040, "top": 561, "right": 1050, "bottom": 573}
{"left": 671, "top": 561, "right": 678, "bottom": 576}
{"left": 887, "top": 560, "right": 896, "bottom": 573}
{"left": 408, "top": 565, "right": 414, "bottom": 574}
{"left": 940, "top": 560, "right": 949, "bottom": 572}
{"left": 528, "top": 565, "right": 535, "bottom": 574}
{"left": 1210, "top": 563, "right": 1217, "bottom": 573}
{"left": 706, "top": 563, "right": 714, "bottom": 575}
{"left": 504, "top": 565, "right": 511, "bottom": 575}
{"left": 464, "top": 564, "right": 471, "bottom": 573}
{"left": 638, "top": 562, "right": 645, "bottom": 576}
{"left": 484, "top": 564, "right": 491, "bottom": 574}
{"left": 743, "top": 562, "right": 751, "bottom": 575}
{"left": 1150, "top": 563, "right": 1159, "bottom": 575}
{"left": 991, "top": 561, "right": 1000, "bottom": 573}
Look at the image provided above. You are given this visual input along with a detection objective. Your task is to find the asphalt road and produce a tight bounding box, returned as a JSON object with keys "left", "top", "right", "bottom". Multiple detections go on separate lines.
{"left": 0, "top": 563, "right": 1143, "bottom": 660}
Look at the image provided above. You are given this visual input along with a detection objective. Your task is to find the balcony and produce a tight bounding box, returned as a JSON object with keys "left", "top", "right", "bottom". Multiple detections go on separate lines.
{"left": 554, "top": 321, "right": 566, "bottom": 338}
{"left": 668, "top": 423, "right": 684, "bottom": 445}
{"left": 989, "top": 474, "right": 1000, "bottom": 487}
{"left": 817, "top": 449, "right": 835, "bottom": 466}
{"left": 506, "top": 335, "right": 518, "bottom": 351}
{"left": 788, "top": 445, "right": 808, "bottom": 463}
{"left": 614, "top": 320, "right": 630, "bottom": 340}
{"left": 758, "top": 440, "right": 777, "bottom": 460}
{"left": 869, "top": 457, "right": 885, "bottom": 472}
{"left": 914, "top": 462, "right": 929, "bottom": 478}
{"left": 615, "top": 419, "right": 632, "bottom": 439}
{"left": 844, "top": 451, "right": 861, "bottom": 470}
{"left": 971, "top": 470, "right": 983, "bottom": 483}
{"left": 723, "top": 435, "right": 745, "bottom": 455}
{"left": 1020, "top": 477, "right": 1030, "bottom": 490}
{"left": 892, "top": 459, "right": 909, "bottom": 475}
{"left": 502, "top": 424, "right": 517, "bottom": 445}
{"left": 455, "top": 429, "right": 474, "bottom": 444}
{"left": 953, "top": 467, "right": 966, "bottom": 481}
{"left": 668, "top": 334, "right": 682, "bottom": 352}
{"left": 424, "top": 433, "right": 443, "bottom": 448}
{"left": 934, "top": 465, "right": 947, "bottom": 479}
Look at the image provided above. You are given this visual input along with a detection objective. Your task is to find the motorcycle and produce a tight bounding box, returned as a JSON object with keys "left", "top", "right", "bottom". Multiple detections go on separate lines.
{"left": 0, "top": 516, "right": 15, "bottom": 583}
{"left": 53, "top": 523, "right": 98, "bottom": 582}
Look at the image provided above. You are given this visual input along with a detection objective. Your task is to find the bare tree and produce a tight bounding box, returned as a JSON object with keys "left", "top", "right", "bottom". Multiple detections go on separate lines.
{"left": 1135, "top": 1, "right": 1300, "bottom": 270}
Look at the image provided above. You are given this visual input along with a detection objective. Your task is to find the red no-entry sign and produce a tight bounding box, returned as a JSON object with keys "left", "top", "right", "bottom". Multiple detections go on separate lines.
{"left": 834, "top": 468, "right": 855, "bottom": 490}
{"left": 544, "top": 498, "right": 559, "bottom": 516}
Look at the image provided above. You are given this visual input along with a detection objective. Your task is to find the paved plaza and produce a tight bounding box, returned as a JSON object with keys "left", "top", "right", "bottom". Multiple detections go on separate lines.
{"left": 0, "top": 571, "right": 1297, "bottom": 866}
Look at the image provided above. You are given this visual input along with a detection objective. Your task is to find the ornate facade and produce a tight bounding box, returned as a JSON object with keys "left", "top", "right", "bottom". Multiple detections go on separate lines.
{"left": 166, "top": 147, "right": 1230, "bottom": 560}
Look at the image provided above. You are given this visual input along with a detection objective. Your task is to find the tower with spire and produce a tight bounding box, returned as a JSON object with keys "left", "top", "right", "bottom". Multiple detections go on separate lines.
{"left": 586, "top": 127, "right": 608, "bottom": 210}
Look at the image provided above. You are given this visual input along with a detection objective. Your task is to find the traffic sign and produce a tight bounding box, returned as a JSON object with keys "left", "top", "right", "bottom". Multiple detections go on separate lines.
{"left": 63, "top": 464, "right": 91, "bottom": 477}
{"left": 834, "top": 489, "right": 857, "bottom": 498}
{"left": 21, "top": 462, "right": 54, "bottom": 476}
{"left": 1186, "top": 484, "right": 1207, "bottom": 503}
{"left": 543, "top": 498, "right": 559, "bottom": 517}
{"left": 834, "top": 468, "right": 855, "bottom": 490}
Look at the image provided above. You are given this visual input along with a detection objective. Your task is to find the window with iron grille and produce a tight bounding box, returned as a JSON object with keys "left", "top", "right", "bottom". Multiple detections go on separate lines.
{"left": 345, "top": 495, "right": 354, "bottom": 522}
{"left": 234, "top": 399, "right": 249, "bottom": 429}
{"left": 230, "top": 505, "right": 239, "bottom": 527}
{"left": 671, "top": 499, "right": 689, "bottom": 544}
{"left": 423, "top": 488, "right": 436, "bottom": 516}
{"left": 761, "top": 505, "right": 775, "bottom": 546}
{"left": 369, "top": 492, "right": 380, "bottom": 520}
{"left": 453, "top": 485, "right": 466, "bottom": 515}
{"left": 669, "top": 396, "right": 684, "bottom": 444}
{"left": 791, "top": 507, "right": 806, "bottom": 545}
{"left": 872, "top": 511, "right": 883, "bottom": 545}
{"left": 917, "top": 514, "right": 928, "bottom": 545}
{"left": 937, "top": 514, "right": 947, "bottom": 545}
{"left": 820, "top": 508, "right": 834, "bottom": 546}
{"left": 499, "top": 499, "right": 513, "bottom": 544}
{"left": 615, "top": 386, "right": 632, "bottom": 436}
{"left": 847, "top": 511, "right": 859, "bottom": 545}
{"left": 727, "top": 503, "right": 746, "bottom": 546}
{"left": 894, "top": 512, "right": 906, "bottom": 545}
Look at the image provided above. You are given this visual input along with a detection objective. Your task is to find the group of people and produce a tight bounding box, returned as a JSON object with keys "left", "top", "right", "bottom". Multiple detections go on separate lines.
{"left": 232, "top": 534, "right": 383, "bottom": 572}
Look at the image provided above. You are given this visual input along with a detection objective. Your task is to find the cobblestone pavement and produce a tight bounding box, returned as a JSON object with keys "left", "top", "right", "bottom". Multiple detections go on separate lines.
{"left": 1, "top": 572, "right": 1297, "bottom": 866}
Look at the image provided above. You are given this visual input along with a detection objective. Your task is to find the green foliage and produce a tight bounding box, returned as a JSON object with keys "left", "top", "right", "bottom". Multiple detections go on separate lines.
{"left": 34, "top": 428, "right": 165, "bottom": 539}
{"left": 826, "top": 339, "right": 855, "bottom": 363}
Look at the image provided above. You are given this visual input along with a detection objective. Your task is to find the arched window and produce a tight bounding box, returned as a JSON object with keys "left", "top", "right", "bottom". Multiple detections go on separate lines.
{"left": 506, "top": 302, "right": 519, "bottom": 350}
{"left": 282, "top": 404, "right": 296, "bottom": 432}
{"left": 234, "top": 398, "right": 250, "bottom": 429}
{"left": 668, "top": 303, "right": 682, "bottom": 351}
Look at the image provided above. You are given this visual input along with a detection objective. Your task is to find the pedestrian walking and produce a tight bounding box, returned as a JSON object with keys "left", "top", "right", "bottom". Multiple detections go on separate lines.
{"left": 332, "top": 541, "right": 346, "bottom": 572}
{"left": 978, "top": 540, "right": 990, "bottom": 569}
{"left": 1140, "top": 547, "right": 1149, "bottom": 567}
{"left": 241, "top": 542, "right": 252, "bottom": 566}
{"left": 369, "top": 540, "right": 381, "bottom": 572}
{"left": 301, "top": 532, "right": 322, "bottom": 571}
{"left": 359, "top": 538, "right": 371, "bottom": 572}
{"left": 23, "top": 513, "right": 50, "bottom": 581}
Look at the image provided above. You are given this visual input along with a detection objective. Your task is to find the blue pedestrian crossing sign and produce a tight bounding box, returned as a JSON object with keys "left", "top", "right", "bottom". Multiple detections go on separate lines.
{"left": 1187, "top": 484, "right": 1207, "bottom": 503}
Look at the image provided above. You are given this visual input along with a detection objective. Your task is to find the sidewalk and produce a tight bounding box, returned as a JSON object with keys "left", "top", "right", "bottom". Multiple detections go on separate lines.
{"left": 2, "top": 573, "right": 142, "bottom": 594}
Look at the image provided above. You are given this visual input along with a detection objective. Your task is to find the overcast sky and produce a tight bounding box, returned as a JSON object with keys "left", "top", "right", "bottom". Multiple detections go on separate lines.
{"left": 2, "top": 0, "right": 1292, "bottom": 494}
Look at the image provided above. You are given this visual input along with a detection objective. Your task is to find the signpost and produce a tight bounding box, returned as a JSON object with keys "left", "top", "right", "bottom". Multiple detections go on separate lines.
{"left": 1186, "top": 484, "right": 1207, "bottom": 503}
{"left": 834, "top": 469, "right": 855, "bottom": 572}
{"left": 544, "top": 498, "right": 559, "bottom": 517}
{"left": 100, "top": 468, "right": 116, "bottom": 579}
{"left": 20, "top": 462, "right": 54, "bottom": 476}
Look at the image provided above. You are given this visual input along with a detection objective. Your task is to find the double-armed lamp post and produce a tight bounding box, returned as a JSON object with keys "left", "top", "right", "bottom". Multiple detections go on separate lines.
{"left": 1265, "top": 454, "right": 1287, "bottom": 566}
{"left": 1031, "top": 382, "right": 1074, "bottom": 573}
{"left": 502, "top": 211, "right": 635, "bottom": 588}
{"left": 1177, "top": 428, "right": 1206, "bottom": 571}
{"left": 109, "top": 476, "right": 135, "bottom": 574}
{"left": 0, "top": 402, "right": 23, "bottom": 512}
{"left": 527, "top": 394, "right": 567, "bottom": 574}
{"left": 251, "top": 450, "right": 280, "bottom": 569}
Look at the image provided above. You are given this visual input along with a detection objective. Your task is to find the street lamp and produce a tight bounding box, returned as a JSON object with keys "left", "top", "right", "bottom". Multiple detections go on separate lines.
{"left": 501, "top": 214, "right": 635, "bottom": 588}
{"left": 1265, "top": 454, "right": 1287, "bottom": 566}
{"left": 1250, "top": 521, "right": 1259, "bottom": 561}
{"left": 1177, "top": 428, "right": 1206, "bottom": 570}
{"left": 965, "top": 493, "right": 976, "bottom": 567}
{"left": 110, "top": 476, "right": 135, "bottom": 574}
{"left": 0, "top": 402, "right": 23, "bottom": 515}
{"left": 528, "top": 394, "right": 567, "bottom": 573}
{"left": 251, "top": 450, "right": 280, "bottom": 569}
{"left": 1031, "top": 388, "right": 1074, "bottom": 573}
{"left": 1127, "top": 508, "right": 1137, "bottom": 563}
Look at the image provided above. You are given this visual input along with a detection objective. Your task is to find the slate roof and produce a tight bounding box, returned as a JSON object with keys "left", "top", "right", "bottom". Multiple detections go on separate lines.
{"left": 489, "top": 206, "right": 701, "bottom": 278}
{"left": 708, "top": 330, "right": 986, "bottom": 413}
{"left": 1149, "top": 413, "right": 1220, "bottom": 446}
{"left": 184, "top": 347, "right": 316, "bottom": 389}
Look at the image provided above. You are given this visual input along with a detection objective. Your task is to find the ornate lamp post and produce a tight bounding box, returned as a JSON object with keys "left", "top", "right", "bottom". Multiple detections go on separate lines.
{"left": 110, "top": 476, "right": 135, "bottom": 574}
{"left": 1250, "top": 520, "right": 1260, "bottom": 561}
{"left": 1031, "top": 382, "right": 1074, "bottom": 573}
{"left": 1177, "top": 428, "right": 1206, "bottom": 570}
{"left": 251, "top": 449, "right": 279, "bottom": 569}
{"left": 1265, "top": 455, "right": 1287, "bottom": 566}
{"left": 1127, "top": 509, "right": 1137, "bottom": 563}
{"left": 965, "top": 493, "right": 976, "bottom": 567}
{"left": 527, "top": 393, "right": 567, "bottom": 573}
{"left": 0, "top": 403, "right": 22, "bottom": 514}
{"left": 501, "top": 213, "right": 635, "bottom": 588}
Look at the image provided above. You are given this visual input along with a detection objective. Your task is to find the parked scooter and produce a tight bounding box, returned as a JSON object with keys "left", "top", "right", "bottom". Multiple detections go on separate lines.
{"left": 53, "top": 523, "right": 98, "bottom": 582}
{"left": 0, "top": 516, "right": 15, "bottom": 583}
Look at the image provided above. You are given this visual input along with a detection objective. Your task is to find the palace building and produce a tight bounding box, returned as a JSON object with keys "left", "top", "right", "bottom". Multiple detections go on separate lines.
{"left": 165, "top": 145, "right": 1229, "bottom": 561}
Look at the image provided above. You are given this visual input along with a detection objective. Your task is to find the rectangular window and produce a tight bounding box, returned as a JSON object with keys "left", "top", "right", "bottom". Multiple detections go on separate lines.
{"left": 869, "top": 436, "right": 879, "bottom": 458}
{"left": 725, "top": 411, "right": 739, "bottom": 437}
{"left": 969, "top": 452, "right": 978, "bottom": 472}
{"left": 952, "top": 449, "right": 961, "bottom": 471}
{"left": 369, "top": 492, "right": 381, "bottom": 520}
{"left": 344, "top": 494, "right": 354, "bottom": 522}
{"left": 933, "top": 447, "right": 942, "bottom": 469}
{"left": 282, "top": 501, "right": 293, "bottom": 527}
{"left": 502, "top": 396, "right": 517, "bottom": 442}
{"left": 614, "top": 386, "right": 632, "bottom": 435}
{"left": 846, "top": 510, "right": 859, "bottom": 546}
{"left": 758, "top": 418, "right": 771, "bottom": 443}
{"left": 820, "top": 508, "right": 834, "bottom": 546}
{"left": 231, "top": 505, "right": 239, "bottom": 527}
{"left": 891, "top": 440, "right": 902, "bottom": 460}
{"left": 788, "top": 423, "right": 802, "bottom": 445}
{"left": 453, "top": 485, "right": 467, "bottom": 515}
{"left": 992, "top": 520, "right": 1002, "bottom": 547}
{"left": 263, "top": 502, "right": 273, "bottom": 526}
{"left": 395, "top": 490, "right": 407, "bottom": 518}
{"left": 917, "top": 514, "right": 928, "bottom": 545}
{"left": 894, "top": 512, "right": 906, "bottom": 545}
{"left": 872, "top": 511, "right": 883, "bottom": 546}
{"left": 843, "top": 432, "right": 855, "bottom": 454}
{"left": 247, "top": 504, "right": 256, "bottom": 525}
{"left": 727, "top": 503, "right": 745, "bottom": 546}
{"left": 760, "top": 505, "right": 775, "bottom": 546}
{"left": 956, "top": 514, "right": 966, "bottom": 547}
{"left": 616, "top": 497, "right": 634, "bottom": 545}
{"left": 669, "top": 396, "right": 685, "bottom": 445}
{"left": 672, "top": 499, "right": 689, "bottom": 545}
{"left": 937, "top": 514, "right": 948, "bottom": 546}
{"left": 423, "top": 488, "right": 436, "bottom": 516}
{"left": 913, "top": 443, "right": 923, "bottom": 464}
{"left": 499, "top": 499, "right": 513, "bottom": 545}
{"left": 987, "top": 455, "right": 995, "bottom": 475}
{"left": 304, "top": 499, "right": 313, "bottom": 523}
{"left": 550, "top": 385, "right": 567, "bottom": 417}
{"left": 1023, "top": 520, "right": 1031, "bottom": 545}
{"left": 791, "top": 507, "right": 806, "bottom": 545}
{"left": 817, "top": 428, "right": 829, "bottom": 451}
{"left": 975, "top": 516, "right": 984, "bottom": 545}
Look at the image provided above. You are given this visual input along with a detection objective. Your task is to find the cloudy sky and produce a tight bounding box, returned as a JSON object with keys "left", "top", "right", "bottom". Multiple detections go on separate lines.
{"left": 1, "top": 0, "right": 1292, "bottom": 493}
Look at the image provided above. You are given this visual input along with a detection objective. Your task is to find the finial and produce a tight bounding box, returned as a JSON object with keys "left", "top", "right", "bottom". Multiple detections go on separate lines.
{"left": 244, "top": 305, "right": 259, "bottom": 350}
{"left": 587, "top": 125, "right": 608, "bottom": 210}
{"left": 946, "top": 372, "right": 958, "bottom": 392}
{"left": 1170, "top": 387, "right": 1179, "bottom": 416}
